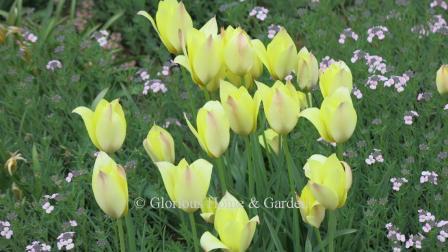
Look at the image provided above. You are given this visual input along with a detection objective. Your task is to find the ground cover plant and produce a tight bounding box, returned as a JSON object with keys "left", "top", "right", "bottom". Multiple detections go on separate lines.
{"left": 0, "top": 0, "right": 448, "bottom": 251}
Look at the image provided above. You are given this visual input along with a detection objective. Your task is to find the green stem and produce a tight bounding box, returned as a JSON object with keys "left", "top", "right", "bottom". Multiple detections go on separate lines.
{"left": 306, "top": 92, "right": 313, "bottom": 107}
{"left": 189, "top": 212, "right": 199, "bottom": 252}
{"left": 314, "top": 227, "right": 324, "bottom": 252}
{"left": 203, "top": 89, "right": 211, "bottom": 101}
{"left": 282, "top": 136, "right": 301, "bottom": 252}
{"left": 336, "top": 143, "right": 344, "bottom": 159}
{"left": 327, "top": 210, "right": 337, "bottom": 252}
{"left": 125, "top": 214, "right": 137, "bottom": 252}
{"left": 216, "top": 156, "right": 227, "bottom": 194}
{"left": 244, "top": 136, "right": 254, "bottom": 198}
{"left": 181, "top": 68, "right": 196, "bottom": 116}
{"left": 117, "top": 218, "right": 126, "bottom": 252}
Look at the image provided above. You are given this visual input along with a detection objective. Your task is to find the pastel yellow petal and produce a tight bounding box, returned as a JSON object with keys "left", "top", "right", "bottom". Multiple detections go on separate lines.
{"left": 266, "top": 84, "right": 299, "bottom": 134}
{"left": 436, "top": 65, "right": 448, "bottom": 95}
{"left": 174, "top": 55, "right": 191, "bottom": 72}
{"left": 342, "top": 161, "right": 352, "bottom": 190}
{"left": 214, "top": 192, "right": 249, "bottom": 234}
{"left": 155, "top": 161, "right": 177, "bottom": 202}
{"left": 184, "top": 113, "right": 207, "bottom": 153}
{"left": 224, "top": 31, "right": 254, "bottom": 75}
{"left": 258, "top": 129, "right": 280, "bottom": 154}
{"left": 239, "top": 216, "right": 260, "bottom": 251}
{"left": 300, "top": 108, "right": 332, "bottom": 142}
{"left": 137, "top": 11, "right": 160, "bottom": 35}
{"left": 201, "top": 101, "right": 230, "bottom": 158}
{"left": 309, "top": 182, "right": 339, "bottom": 210}
{"left": 200, "top": 232, "right": 229, "bottom": 251}
{"left": 219, "top": 80, "right": 238, "bottom": 102}
{"left": 321, "top": 154, "right": 346, "bottom": 205}
{"left": 252, "top": 39, "right": 270, "bottom": 74}
{"left": 95, "top": 102, "right": 126, "bottom": 153}
{"left": 72, "top": 106, "right": 100, "bottom": 149}
{"left": 200, "top": 17, "right": 218, "bottom": 36}
{"left": 193, "top": 36, "right": 222, "bottom": 85}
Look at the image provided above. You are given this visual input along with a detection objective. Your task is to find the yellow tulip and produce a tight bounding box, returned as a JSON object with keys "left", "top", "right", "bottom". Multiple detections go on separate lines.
{"left": 303, "top": 153, "right": 352, "bottom": 210}
{"left": 297, "top": 47, "right": 319, "bottom": 92}
{"left": 73, "top": 99, "right": 126, "bottom": 154}
{"left": 185, "top": 101, "right": 230, "bottom": 158}
{"left": 200, "top": 196, "right": 218, "bottom": 223}
{"left": 252, "top": 28, "right": 297, "bottom": 80}
{"left": 297, "top": 184, "right": 325, "bottom": 228}
{"left": 155, "top": 159, "right": 213, "bottom": 213}
{"left": 258, "top": 129, "right": 280, "bottom": 155}
{"left": 222, "top": 26, "right": 254, "bottom": 75}
{"left": 319, "top": 60, "right": 353, "bottom": 98}
{"left": 436, "top": 64, "right": 448, "bottom": 95}
{"left": 137, "top": 0, "right": 193, "bottom": 54}
{"left": 174, "top": 17, "right": 224, "bottom": 91}
{"left": 143, "top": 124, "right": 175, "bottom": 163}
{"left": 200, "top": 192, "right": 259, "bottom": 252}
{"left": 4, "top": 151, "right": 26, "bottom": 176}
{"left": 300, "top": 87, "right": 357, "bottom": 144}
{"left": 220, "top": 80, "right": 260, "bottom": 135}
{"left": 255, "top": 80, "right": 305, "bottom": 135}
{"left": 92, "top": 152, "right": 128, "bottom": 218}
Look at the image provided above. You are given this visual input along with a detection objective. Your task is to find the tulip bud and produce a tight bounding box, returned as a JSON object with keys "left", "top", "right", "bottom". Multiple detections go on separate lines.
{"left": 300, "top": 87, "right": 357, "bottom": 144}
{"left": 200, "top": 192, "right": 259, "bottom": 252}
{"left": 137, "top": 0, "right": 193, "bottom": 54}
{"left": 12, "top": 182, "right": 23, "bottom": 200}
{"left": 219, "top": 80, "right": 260, "bottom": 135}
{"left": 436, "top": 65, "right": 448, "bottom": 95}
{"left": 222, "top": 27, "right": 254, "bottom": 75}
{"left": 185, "top": 101, "right": 230, "bottom": 158}
{"left": 143, "top": 124, "right": 175, "bottom": 163}
{"left": 200, "top": 196, "right": 218, "bottom": 223}
{"left": 73, "top": 99, "right": 126, "bottom": 154}
{"left": 319, "top": 61, "right": 353, "bottom": 97}
{"left": 155, "top": 159, "right": 213, "bottom": 213}
{"left": 4, "top": 151, "right": 26, "bottom": 176}
{"left": 297, "top": 47, "right": 319, "bottom": 92}
{"left": 303, "top": 154, "right": 352, "bottom": 210}
{"left": 174, "top": 17, "right": 224, "bottom": 91}
{"left": 252, "top": 28, "right": 297, "bottom": 80}
{"left": 258, "top": 129, "right": 280, "bottom": 155}
{"left": 297, "top": 184, "right": 325, "bottom": 228}
{"left": 92, "top": 152, "right": 128, "bottom": 218}
{"left": 255, "top": 80, "right": 304, "bottom": 135}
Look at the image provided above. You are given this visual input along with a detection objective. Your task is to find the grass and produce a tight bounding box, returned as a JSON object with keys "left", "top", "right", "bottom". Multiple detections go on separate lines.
{"left": 1, "top": 0, "right": 447, "bottom": 251}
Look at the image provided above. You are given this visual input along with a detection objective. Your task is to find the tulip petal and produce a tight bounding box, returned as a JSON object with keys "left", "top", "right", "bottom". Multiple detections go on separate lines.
{"left": 155, "top": 161, "right": 177, "bottom": 203}
{"left": 200, "top": 17, "right": 218, "bottom": 36}
{"left": 341, "top": 161, "right": 352, "bottom": 190}
{"left": 200, "top": 232, "right": 229, "bottom": 252}
{"left": 239, "top": 216, "right": 260, "bottom": 251}
{"left": 327, "top": 101, "right": 357, "bottom": 144}
{"left": 202, "top": 102, "right": 230, "bottom": 158}
{"left": 214, "top": 192, "right": 249, "bottom": 234}
{"left": 72, "top": 106, "right": 100, "bottom": 149}
{"left": 309, "top": 182, "right": 339, "bottom": 210}
{"left": 306, "top": 205, "right": 325, "bottom": 228}
{"left": 137, "top": 11, "right": 160, "bottom": 36}
{"left": 300, "top": 108, "right": 332, "bottom": 142}
{"left": 219, "top": 80, "right": 238, "bottom": 103}
{"left": 174, "top": 55, "right": 191, "bottom": 72}
{"left": 252, "top": 39, "right": 269, "bottom": 73}
{"left": 95, "top": 102, "right": 126, "bottom": 153}
{"left": 184, "top": 113, "right": 207, "bottom": 153}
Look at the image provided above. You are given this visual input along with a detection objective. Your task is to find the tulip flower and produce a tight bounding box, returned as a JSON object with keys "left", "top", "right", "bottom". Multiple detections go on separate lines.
{"left": 73, "top": 99, "right": 126, "bottom": 154}
{"left": 252, "top": 28, "right": 297, "bottom": 80}
{"left": 137, "top": 0, "right": 193, "bottom": 54}
{"left": 4, "top": 151, "right": 26, "bottom": 176}
{"left": 300, "top": 87, "right": 357, "bottom": 144}
{"left": 155, "top": 159, "right": 213, "bottom": 213}
{"left": 297, "top": 184, "right": 325, "bottom": 228}
{"left": 319, "top": 60, "right": 353, "bottom": 98}
{"left": 255, "top": 80, "right": 305, "bottom": 135}
{"left": 200, "top": 196, "right": 218, "bottom": 223}
{"left": 185, "top": 101, "right": 230, "bottom": 158}
{"left": 303, "top": 153, "right": 352, "bottom": 210}
{"left": 258, "top": 129, "right": 280, "bottom": 155}
{"left": 222, "top": 26, "right": 255, "bottom": 76}
{"left": 143, "top": 124, "right": 175, "bottom": 163}
{"left": 297, "top": 47, "right": 319, "bottom": 92}
{"left": 174, "top": 17, "right": 224, "bottom": 91}
{"left": 436, "top": 64, "right": 448, "bottom": 95}
{"left": 219, "top": 80, "right": 260, "bottom": 135}
{"left": 200, "top": 192, "right": 259, "bottom": 252}
{"left": 92, "top": 152, "right": 128, "bottom": 218}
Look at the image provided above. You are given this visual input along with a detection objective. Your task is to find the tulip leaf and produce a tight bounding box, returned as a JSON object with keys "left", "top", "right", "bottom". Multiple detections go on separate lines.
{"left": 264, "top": 217, "right": 284, "bottom": 251}
{"left": 31, "top": 144, "right": 42, "bottom": 198}
{"left": 91, "top": 87, "right": 109, "bottom": 109}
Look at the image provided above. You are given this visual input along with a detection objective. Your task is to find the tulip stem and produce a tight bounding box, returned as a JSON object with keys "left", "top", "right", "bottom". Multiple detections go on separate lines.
{"left": 314, "top": 227, "right": 324, "bottom": 252}
{"left": 117, "top": 218, "right": 126, "bottom": 252}
{"left": 244, "top": 136, "right": 254, "bottom": 198}
{"left": 216, "top": 157, "right": 227, "bottom": 194}
{"left": 327, "top": 210, "right": 337, "bottom": 252}
{"left": 189, "top": 212, "right": 199, "bottom": 252}
{"left": 336, "top": 143, "right": 344, "bottom": 159}
{"left": 306, "top": 92, "right": 313, "bottom": 107}
{"left": 282, "top": 136, "right": 301, "bottom": 252}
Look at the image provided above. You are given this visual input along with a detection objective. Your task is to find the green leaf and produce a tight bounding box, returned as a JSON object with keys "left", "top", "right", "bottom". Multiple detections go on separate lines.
{"left": 91, "top": 87, "right": 109, "bottom": 109}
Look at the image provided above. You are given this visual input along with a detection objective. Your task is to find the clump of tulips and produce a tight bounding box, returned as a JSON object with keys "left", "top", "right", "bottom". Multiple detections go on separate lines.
{"left": 72, "top": 0, "right": 359, "bottom": 251}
